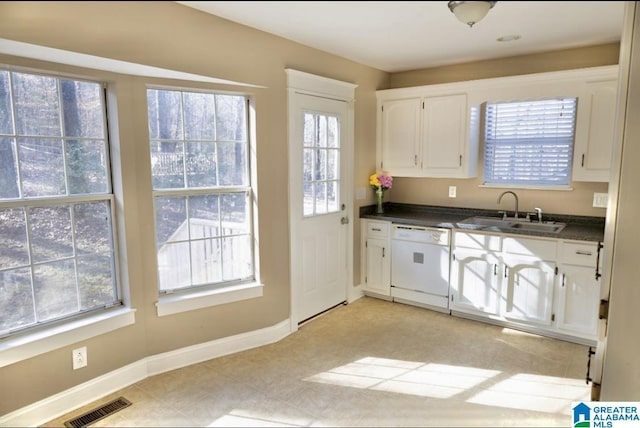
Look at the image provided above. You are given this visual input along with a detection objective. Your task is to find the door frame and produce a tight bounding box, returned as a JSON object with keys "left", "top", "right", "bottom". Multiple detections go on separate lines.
{"left": 286, "top": 69, "right": 357, "bottom": 332}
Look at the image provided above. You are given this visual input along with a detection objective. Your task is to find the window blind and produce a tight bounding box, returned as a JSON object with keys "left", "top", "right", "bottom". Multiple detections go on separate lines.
{"left": 483, "top": 98, "right": 577, "bottom": 186}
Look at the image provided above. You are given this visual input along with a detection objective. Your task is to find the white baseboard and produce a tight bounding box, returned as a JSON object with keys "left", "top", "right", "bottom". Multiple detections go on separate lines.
{"left": 348, "top": 284, "right": 364, "bottom": 303}
{"left": 0, "top": 319, "right": 292, "bottom": 428}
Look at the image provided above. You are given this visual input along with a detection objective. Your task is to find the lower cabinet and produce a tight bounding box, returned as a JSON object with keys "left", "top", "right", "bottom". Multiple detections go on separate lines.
{"left": 501, "top": 253, "right": 556, "bottom": 327}
{"left": 361, "top": 222, "right": 602, "bottom": 344}
{"left": 361, "top": 220, "right": 391, "bottom": 297}
{"left": 555, "top": 241, "right": 602, "bottom": 340}
{"left": 450, "top": 246, "right": 501, "bottom": 317}
{"left": 451, "top": 230, "right": 601, "bottom": 344}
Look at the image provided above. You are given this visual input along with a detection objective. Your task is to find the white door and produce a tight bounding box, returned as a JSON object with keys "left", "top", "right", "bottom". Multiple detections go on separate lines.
{"left": 287, "top": 70, "right": 356, "bottom": 327}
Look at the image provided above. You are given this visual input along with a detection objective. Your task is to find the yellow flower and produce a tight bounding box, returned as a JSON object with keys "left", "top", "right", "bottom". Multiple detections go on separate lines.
{"left": 369, "top": 173, "right": 381, "bottom": 188}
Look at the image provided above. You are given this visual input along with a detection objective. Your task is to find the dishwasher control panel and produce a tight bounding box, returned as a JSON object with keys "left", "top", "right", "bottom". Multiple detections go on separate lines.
{"left": 392, "top": 225, "right": 450, "bottom": 246}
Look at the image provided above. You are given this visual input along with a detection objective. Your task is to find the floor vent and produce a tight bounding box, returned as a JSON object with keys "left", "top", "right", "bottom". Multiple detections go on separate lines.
{"left": 64, "top": 397, "right": 132, "bottom": 427}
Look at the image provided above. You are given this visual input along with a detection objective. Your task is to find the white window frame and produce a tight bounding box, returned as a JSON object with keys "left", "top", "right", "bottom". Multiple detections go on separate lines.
{"left": 483, "top": 97, "right": 578, "bottom": 189}
{"left": 147, "top": 87, "right": 262, "bottom": 316}
{"left": 0, "top": 67, "right": 135, "bottom": 367}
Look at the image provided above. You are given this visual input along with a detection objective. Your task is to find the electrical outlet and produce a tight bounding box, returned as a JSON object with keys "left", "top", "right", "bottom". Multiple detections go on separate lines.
{"left": 593, "top": 192, "right": 608, "bottom": 208}
{"left": 448, "top": 186, "right": 457, "bottom": 198}
{"left": 72, "top": 346, "right": 87, "bottom": 370}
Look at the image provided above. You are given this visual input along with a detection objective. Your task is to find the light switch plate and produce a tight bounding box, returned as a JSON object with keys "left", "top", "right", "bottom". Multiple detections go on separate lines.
{"left": 593, "top": 192, "right": 608, "bottom": 208}
{"left": 356, "top": 187, "right": 366, "bottom": 200}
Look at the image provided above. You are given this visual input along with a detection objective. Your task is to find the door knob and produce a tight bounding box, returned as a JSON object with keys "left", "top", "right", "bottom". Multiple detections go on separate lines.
{"left": 341, "top": 217, "right": 349, "bottom": 225}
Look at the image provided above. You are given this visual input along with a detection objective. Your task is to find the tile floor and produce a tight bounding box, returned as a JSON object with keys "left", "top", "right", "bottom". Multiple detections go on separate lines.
{"left": 44, "top": 296, "right": 591, "bottom": 427}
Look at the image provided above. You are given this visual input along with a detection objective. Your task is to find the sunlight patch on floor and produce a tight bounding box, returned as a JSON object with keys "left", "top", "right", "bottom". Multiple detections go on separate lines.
{"left": 208, "top": 413, "right": 301, "bottom": 427}
{"left": 304, "top": 357, "right": 500, "bottom": 399}
{"left": 466, "top": 373, "right": 590, "bottom": 415}
{"left": 207, "top": 409, "right": 307, "bottom": 427}
{"left": 304, "top": 356, "right": 589, "bottom": 414}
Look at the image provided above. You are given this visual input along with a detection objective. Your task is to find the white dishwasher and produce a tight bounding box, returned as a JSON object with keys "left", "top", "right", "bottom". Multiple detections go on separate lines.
{"left": 390, "top": 224, "right": 451, "bottom": 312}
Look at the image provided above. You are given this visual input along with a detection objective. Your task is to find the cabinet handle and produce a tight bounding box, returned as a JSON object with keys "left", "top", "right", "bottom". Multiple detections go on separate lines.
{"left": 562, "top": 273, "right": 566, "bottom": 287}
{"left": 581, "top": 153, "right": 585, "bottom": 167}
{"left": 371, "top": 228, "right": 382, "bottom": 232}
{"left": 382, "top": 247, "right": 385, "bottom": 258}
{"left": 575, "top": 250, "right": 593, "bottom": 256}
{"left": 493, "top": 264, "right": 497, "bottom": 276}
{"left": 504, "top": 266, "right": 508, "bottom": 278}
{"left": 459, "top": 154, "right": 462, "bottom": 167}
{"left": 586, "top": 346, "right": 596, "bottom": 385}
{"left": 414, "top": 154, "right": 418, "bottom": 166}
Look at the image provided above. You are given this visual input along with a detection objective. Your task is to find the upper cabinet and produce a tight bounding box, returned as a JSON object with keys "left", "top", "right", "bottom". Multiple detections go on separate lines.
{"left": 377, "top": 90, "right": 479, "bottom": 178}
{"left": 379, "top": 98, "right": 422, "bottom": 174}
{"left": 572, "top": 79, "right": 618, "bottom": 182}
{"left": 376, "top": 65, "right": 619, "bottom": 182}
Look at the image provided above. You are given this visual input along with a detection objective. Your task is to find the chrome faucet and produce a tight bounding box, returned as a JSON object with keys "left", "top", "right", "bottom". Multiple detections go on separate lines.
{"left": 497, "top": 191, "right": 519, "bottom": 219}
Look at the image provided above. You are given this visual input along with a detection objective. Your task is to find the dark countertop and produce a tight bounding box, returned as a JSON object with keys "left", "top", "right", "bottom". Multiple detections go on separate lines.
{"left": 360, "top": 203, "right": 605, "bottom": 242}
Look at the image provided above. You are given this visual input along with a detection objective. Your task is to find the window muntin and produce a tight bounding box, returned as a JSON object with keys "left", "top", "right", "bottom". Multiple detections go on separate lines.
{"left": 483, "top": 98, "right": 577, "bottom": 187}
{"left": 0, "top": 70, "right": 119, "bottom": 337}
{"left": 147, "top": 89, "right": 254, "bottom": 293}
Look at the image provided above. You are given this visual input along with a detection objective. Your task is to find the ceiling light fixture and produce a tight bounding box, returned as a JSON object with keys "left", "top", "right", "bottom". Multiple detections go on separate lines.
{"left": 448, "top": 1, "right": 497, "bottom": 28}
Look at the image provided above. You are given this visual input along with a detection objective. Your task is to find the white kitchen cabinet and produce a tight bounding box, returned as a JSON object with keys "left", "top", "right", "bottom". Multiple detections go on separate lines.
{"left": 361, "top": 220, "right": 391, "bottom": 297}
{"left": 451, "top": 229, "right": 603, "bottom": 344}
{"left": 556, "top": 241, "right": 601, "bottom": 340}
{"left": 377, "top": 91, "right": 478, "bottom": 178}
{"left": 572, "top": 79, "right": 618, "bottom": 182}
{"left": 501, "top": 254, "right": 556, "bottom": 327}
{"left": 450, "top": 231, "right": 502, "bottom": 317}
{"left": 500, "top": 236, "right": 557, "bottom": 327}
{"left": 421, "top": 94, "right": 470, "bottom": 177}
{"left": 450, "top": 248, "right": 501, "bottom": 317}
{"left": 379, "top": 98, "right": 422, "bottom": 174}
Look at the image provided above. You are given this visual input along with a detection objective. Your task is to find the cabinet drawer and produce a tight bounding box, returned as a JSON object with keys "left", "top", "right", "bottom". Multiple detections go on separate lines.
{"left": 453, "top": 231, "right": 501, "bottom": 251}
{"left": 503, "top": 236, "right": 557, "bottom": 260}
{"left": 559, "top": 241, "right": 599, "bottom": 266}
{"left": 366, "top": 221, "right": 390, "bottom": 238}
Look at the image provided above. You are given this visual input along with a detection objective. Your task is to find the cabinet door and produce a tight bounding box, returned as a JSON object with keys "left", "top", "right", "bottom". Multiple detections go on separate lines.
{"left": 380, "top": 98, "right": 421, "bottom": 175}
{"left": 502, "top": 255, "right": 556, "bottom": 326}
{"left": 572, "top": 79, "right": 618, "bottom": 182}
{"left": 450, "top": 248, "right": 500, "bottom": 316}
{"left": 364, "top": 237, "right": 391, "bottom": 296}
{"left": 556, "top": 264, "right": 600, "bottom": 339}
{"left": 422, "top": 94, "right": 469, "bottom": 177}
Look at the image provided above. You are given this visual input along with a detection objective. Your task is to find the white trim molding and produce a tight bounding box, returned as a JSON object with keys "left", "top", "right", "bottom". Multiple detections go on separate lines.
{"left": 285, "top": 68, "right": 357, "bottom": 101}
{"left": 0, "top": 307, "right": 136, "bottom": 369}
{"left": 0, "top": 318, "right": 292, "bottom": 428}
{"left": 156, "top": 281, "right": 264, "bottom": 317}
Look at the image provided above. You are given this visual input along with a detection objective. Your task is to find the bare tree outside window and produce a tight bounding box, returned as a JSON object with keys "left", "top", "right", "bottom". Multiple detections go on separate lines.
{"left": 147, "top": 89, "right": 253, "bottom": 293}
{"left": 0, "top": 70, "right": 118, "bottom": 337}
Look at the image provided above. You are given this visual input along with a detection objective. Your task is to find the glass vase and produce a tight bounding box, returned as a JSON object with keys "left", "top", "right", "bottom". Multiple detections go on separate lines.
{"left": 375, "top": 188, "right": 384, "bottom": 214}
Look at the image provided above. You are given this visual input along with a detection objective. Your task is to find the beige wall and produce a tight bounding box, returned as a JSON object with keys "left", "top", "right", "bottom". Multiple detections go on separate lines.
{"left": 0, "top": 1, "right": 624, "bottom": 416}
{"left": 0, "top": 1, "right": 387, "bottom": 415}
{"left": 384, "top": 42, "right": 619, "bottom": 217}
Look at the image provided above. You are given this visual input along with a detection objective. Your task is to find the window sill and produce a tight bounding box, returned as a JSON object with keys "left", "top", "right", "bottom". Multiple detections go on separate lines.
{"left": 156, "top": 281, "right": 264, "bottom": 317}
{"left": 479, "top": 184, "right": 574, "bottom": 191}
{"left": 0, "top": 306, "right": 136, "bottom": 368}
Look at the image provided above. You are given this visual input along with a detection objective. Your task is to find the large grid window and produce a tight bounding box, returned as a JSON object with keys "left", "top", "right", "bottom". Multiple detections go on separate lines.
{"left": 483, "top": 98, "right": 577, "bottom": 187}
{"left": 147, "top": 88, "right": 254, "bottom": 293}
{"left": 0, "top": 70, "right": 119, "bottom": 337}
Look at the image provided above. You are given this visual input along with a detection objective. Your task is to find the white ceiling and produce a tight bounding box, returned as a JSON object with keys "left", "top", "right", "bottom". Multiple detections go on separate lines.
{"left": 177, "top": 1, "right": 626, "bottom": 73}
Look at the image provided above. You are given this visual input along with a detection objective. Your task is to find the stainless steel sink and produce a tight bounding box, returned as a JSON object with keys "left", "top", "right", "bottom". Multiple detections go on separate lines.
{"left": 460, "top": 216, "right": 566, "bottom": 234}
{"left": 463, "top": 217, "right": 514, "bottom": 228}
{"left": 509, "top": 222, "right": 566, "bottom": 233}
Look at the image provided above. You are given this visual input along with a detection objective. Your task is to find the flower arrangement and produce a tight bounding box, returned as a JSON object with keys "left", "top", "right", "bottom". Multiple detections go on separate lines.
{"left": 369, "top": 173, "right": 392, "bottom": 214}
{"left": 369, "top": 173, "right": 393, "bottom": 191}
